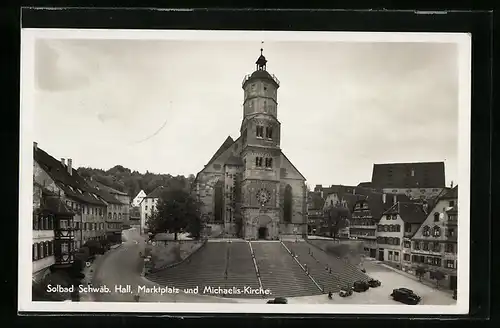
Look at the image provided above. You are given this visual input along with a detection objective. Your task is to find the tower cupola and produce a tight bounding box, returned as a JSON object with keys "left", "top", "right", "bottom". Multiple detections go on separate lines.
{"left": 256, "top": 48, "right": 267, "bottom": 71}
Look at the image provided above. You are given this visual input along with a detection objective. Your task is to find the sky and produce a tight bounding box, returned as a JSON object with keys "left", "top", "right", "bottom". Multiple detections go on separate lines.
{"left": 32, "top": 36, "right": 460, "bottom": 187}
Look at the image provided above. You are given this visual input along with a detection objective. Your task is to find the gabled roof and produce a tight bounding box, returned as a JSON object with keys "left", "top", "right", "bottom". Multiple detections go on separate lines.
{"left": 34, "top": 146, "right": 107, "bottom": 206}
{"left": 96, "top": 181, "right": 128, "bottom": 196}
{"left": 145, "top": 185, "right": 166, "bottom": 199}
{"left": 281, "top": 152, "right": 306, "bottom": 181}
{"left": 395, "top": 202, "right": 428, "bottom": 224}
{"left": 440, "top": 185, "right": 458, "bottom": 199}
{"left": 207, "top": 136, "right": 234, "bottom": 164}
{"left": 354, "top": 191, "right": 411, "bottom": 220}
{"left": 39, "top": 195, "right": 74, "bottom": 216}
{"left": 357, "top": 182, "right": 372, "bottom": 188}
{"left": 86, "top": 179, "right": 123, "bottom": 205}
{"left": 371, "top": 161, "right": 446, "bottom": 189}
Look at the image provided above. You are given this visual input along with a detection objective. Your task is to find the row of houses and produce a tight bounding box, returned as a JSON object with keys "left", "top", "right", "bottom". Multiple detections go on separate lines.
{"left": 32, "top": 142, "right": 133, "bottom": 285}
{"left": 307, "top": 161, "right": 458, "bottom": 290}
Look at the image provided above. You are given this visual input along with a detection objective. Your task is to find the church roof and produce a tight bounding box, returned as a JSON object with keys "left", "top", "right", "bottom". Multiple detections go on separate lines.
{"left": 207, "top": 136, "right": 234, "bottom": 164}
{"left": 225, "top": 155, "right": 244, "bottom": 166}
{"left": 281, "top": 152, "right": 307, "bottom": 181}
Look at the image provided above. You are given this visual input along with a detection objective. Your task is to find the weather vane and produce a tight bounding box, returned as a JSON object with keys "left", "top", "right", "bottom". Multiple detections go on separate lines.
{"left": 261, "top": 41, "right": 264, "bottom": 55}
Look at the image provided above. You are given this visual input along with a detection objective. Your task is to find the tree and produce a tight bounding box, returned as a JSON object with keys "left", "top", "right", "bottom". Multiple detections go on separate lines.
{"left": 415, "top": 265, "right": 427, "bottom": 282}
{"left": 324, "top": 203, "right": 350, "bottom": 240}
{"left": 147, "top": 187, "right": 202, "bottom": 240}
{"left": 431, "top": 270, "right": 446, "bottom": 289}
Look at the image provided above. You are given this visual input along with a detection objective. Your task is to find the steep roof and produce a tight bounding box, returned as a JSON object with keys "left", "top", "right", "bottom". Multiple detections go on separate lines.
{"left": 96, "top": 181, "right": 128, "bottom": 196}
{"left": 145, "top": 185, "right": 166, "bottom": 199}
{"left": 281, "top": 152, "right": 307, "bottom": 181}
{"left": 395, "top": 202, "right": 428, "bottom": 224}
{"left": 371, "top": 161, "right": 446, "bottom": 189}
{"left": 86, "top": 179, "right": 123, "bottom": 205}
{"left": 38, "top": 195, "right": 74, "bottom": 216}
{"left": 34, "top": 146, "right": 107, "bottom": 206}
{"left": 440, "top": 185, "right": 458, "bottom": 199}
{"left": 207, "top": 136, "right": 234, "bottom": 164}
{"left": 357, "top": 182, "right": 372, "bottom": 188}
{"left": 353, "top": 190, "right": 411, "bottom": 220}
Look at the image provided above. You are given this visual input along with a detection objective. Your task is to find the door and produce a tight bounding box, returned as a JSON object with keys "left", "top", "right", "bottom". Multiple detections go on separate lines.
{"left": 370, "top": 248, "right": 377, "bottom": 258}
{"left": 378, "top": 249, "right": 385, "bottom": 261}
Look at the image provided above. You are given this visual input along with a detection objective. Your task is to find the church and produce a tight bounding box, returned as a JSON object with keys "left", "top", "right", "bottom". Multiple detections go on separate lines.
{"left": 193, "top": 49, "right": 307, "bottom": 240}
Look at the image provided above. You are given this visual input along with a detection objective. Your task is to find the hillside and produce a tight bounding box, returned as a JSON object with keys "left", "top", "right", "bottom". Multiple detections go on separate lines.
{"left": 77, "top": 165, "right": 195, "bottom": 199}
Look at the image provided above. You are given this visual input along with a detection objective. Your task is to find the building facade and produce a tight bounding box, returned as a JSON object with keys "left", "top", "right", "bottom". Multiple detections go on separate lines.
{"left": 410, "top": 186, "right": 458, "bottom": 289}
{"left": 34, "top": 143, "right": 107, "bottom": 250}
{"left": 193, "top": 50, "right": 307, "bottom": 240}
{"left": 371, "top": 162, "right": 447, "bottom": 200}
{"left": 376, "top": 202, "right": 427, "bottom": 269}
{"left": 139, "top": 186, "right": 164, "bottom": 234}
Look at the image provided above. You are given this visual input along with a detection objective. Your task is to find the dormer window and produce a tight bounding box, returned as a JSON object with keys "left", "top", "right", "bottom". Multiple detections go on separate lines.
{"left": 433, "top": 226, "right": 441, "bottom": 237}
{"left": 423, "top": 226, "right": 430, "bottom": 237}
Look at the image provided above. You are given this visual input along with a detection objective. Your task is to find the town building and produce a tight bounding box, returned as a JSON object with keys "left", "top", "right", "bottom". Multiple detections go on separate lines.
{"left": 410, "top": 186, "right": 458, "bottom": 289}
{"left": 132, "top": 190, "right": 147, "bottom": 207}
{"left": 34, "top": 143, "right": 107, "bottom": 250}
{"left": 376, "top": 202, "right": 427, "bottom": 269}
{"left": 370, "top": 162, "right": 447, "bottom": 200}
{"left": 350, "top": 190, "right": 410, "bottom": 258}
{"left": 86, "top": 179, "right": 127, "bottom": 244}
{"left": 139, "top": 186, "right": 165, "bottom": 234}
{"left": 193, "top": 50, "right": 307, "bottom": 240}
{"left": 129, "top": 206, "right": 141, "bottom": 231}
{"left": 306, "top": 190, "right": 325, "bottom": 235}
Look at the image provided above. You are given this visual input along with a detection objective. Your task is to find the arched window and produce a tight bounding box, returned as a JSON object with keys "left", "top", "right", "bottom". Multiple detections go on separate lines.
{"left": 283, "top": 185, "right": 293, "bottom": 223}
{"left": 423, "top": 226, "right": 430, "bottom": 237}
{"left": 38, "top": 215, "right": 43, "bottom": 230}
{"left": 108, "top": 213, "right": 112, "bottom": 220}
{"left": 119, "top": 213, "right": 122, "bottom": 220}
{"left": 113, "top": 213, "right": 117, "bottom": 220}
{"left": 214, "top": 180, "right": 224, "bottom": 223}
{"left": 433, "top": 226, "right": 441, "bottom": 237}
{"left": 44, "top": 242, "right": 49, "bottom": 256}
{"left": 33, "top": 214, "right": 38, "bottom": 230}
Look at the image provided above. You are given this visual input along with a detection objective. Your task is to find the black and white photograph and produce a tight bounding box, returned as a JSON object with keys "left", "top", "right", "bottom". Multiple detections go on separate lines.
{"left": 19, "top": 29, "right": 471, "bottom": 314}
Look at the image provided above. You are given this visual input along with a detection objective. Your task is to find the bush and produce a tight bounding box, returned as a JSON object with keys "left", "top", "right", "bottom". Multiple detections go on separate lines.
{"left": 415, "top": 266, "right": 427, "bottom": 281}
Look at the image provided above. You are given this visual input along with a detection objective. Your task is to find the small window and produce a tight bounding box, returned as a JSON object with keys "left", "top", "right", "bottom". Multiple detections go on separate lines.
{"left": 265, "top": 158, "right": 273, "bottom": 168}
{"left": 433, "top": 226, "right": 441, "bottom": 237}
{"left": 255, "top": 157, "right": 263, "bottom": 167}
{"left": 434, "top": 212, "right": 440, "bottom": 222}
{"left": 449, "top": 200, "right": 455, "bottom": 207}
{"left": 256, "top": 125, "right": 264, "bottom": 138}
{"left": 265, "top": 126, "right": 273, "bottom": 139}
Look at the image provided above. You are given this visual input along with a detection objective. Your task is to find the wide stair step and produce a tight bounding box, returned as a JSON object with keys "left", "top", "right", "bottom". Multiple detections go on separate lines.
{"left": 252, "top": 242, "right": 322, "bottom": 298}
{"left": 283, "top": 241, "right": 370, "bottom": 293}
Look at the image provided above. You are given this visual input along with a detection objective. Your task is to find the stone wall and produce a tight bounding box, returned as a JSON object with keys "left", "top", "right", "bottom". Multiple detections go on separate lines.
{"left": 146, "top": 240, "right": 205, "bottom": 270}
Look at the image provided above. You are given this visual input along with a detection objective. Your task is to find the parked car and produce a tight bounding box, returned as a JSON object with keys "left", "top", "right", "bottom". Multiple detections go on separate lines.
{"left": 390, "top": 288, "right": 421, "bottom": 305}
{"left": 339, "top": 288, "right": 353, "bottom": 297}
{"left": 352, "top": 280, "right": 370, "bottom": 292}
{"left": 368, "top": 278, "right": 381, "bottom": 287}
{"left": 267, "top": 297, "right": 288, "bottom": 304}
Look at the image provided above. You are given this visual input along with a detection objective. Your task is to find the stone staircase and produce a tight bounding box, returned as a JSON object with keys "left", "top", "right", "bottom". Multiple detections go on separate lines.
{"left": 283, "top": 241, "right": 370, "bottom": 293}
{"left": 147, "top": 242, "right": 228, "bottom": 294}
{"left": 223, "top": 241, "right": 261, "bottom": 298}
{"left": 252, "top": 241, "right": 322, "bottom": 298}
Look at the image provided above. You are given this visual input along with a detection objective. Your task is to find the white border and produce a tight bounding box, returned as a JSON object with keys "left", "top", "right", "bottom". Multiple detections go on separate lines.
{"left": 19, "top": 29, "right": 472, "bottom": 314}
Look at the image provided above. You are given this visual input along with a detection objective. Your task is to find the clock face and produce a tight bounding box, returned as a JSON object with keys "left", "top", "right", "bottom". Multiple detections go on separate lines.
{"left": 256, "top": 188, "right": 271, "bottom": 205}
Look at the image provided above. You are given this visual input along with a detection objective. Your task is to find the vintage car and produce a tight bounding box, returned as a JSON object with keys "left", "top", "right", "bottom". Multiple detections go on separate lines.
{"left": 267, "top": 297, "right": 288, "bottom": 304}
{"left": 339, "top": 288, "right": 353, "bottom": 297}
{"left": 352, "top": 280, "right": 370, "bottom": 292}
{"left": 367, "top": 278, "right": 381, "bottom": 287}
{"left": 390, "top": 288, "right": 421, "bottom": 305}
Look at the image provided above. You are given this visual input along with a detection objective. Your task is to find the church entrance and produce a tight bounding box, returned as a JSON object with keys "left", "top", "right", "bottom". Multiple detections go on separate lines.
{"left": 258, "top": 227, "right": 268, "bottom": 239}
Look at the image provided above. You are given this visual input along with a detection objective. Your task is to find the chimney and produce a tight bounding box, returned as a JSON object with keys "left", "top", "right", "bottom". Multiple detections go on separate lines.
{"left": 60, "top": 158, "right": 66, "bottom": 166}
{"left": 393, "top": 194, "right": 397, "bottom": 204}
{"left": 67, "top": 158, "right": 72, "bottom": 175}
{"left": 33, "top": 142, "right": 38, "bottom": 151}
{"left": 382, "top": 194, "right": 386, "bottom": 203}
{"left": 353, "top": 188, "right": 356, "bottom": 195}
{"left": 450, "top": 181, "right": 454, "bottom": 188}
{"left": 320, "top": 191, "right": 324, "bottom": 198}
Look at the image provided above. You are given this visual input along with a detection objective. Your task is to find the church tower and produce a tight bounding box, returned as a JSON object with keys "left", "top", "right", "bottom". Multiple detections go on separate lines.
{"left": 239, "top": 48, "right": 282, "bottom": 240}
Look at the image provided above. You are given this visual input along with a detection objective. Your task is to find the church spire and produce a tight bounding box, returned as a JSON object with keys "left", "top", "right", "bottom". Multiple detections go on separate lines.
{"left": 256, "top": 41, "right": 267, "bottom": 71}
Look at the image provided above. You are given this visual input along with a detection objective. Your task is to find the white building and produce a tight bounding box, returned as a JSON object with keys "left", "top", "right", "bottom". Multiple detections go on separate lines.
{"left": 139, "top": 186, "right": 165, "bottom": 233}
{"left": 132, "top": 190, "right": 146, "bottom": 207}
